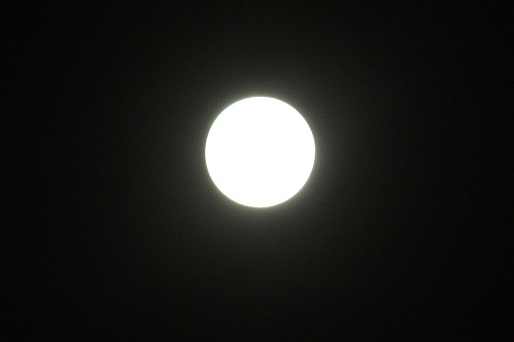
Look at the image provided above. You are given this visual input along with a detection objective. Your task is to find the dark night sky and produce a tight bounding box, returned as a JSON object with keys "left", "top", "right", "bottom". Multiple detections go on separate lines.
{"left": 5, "top": 2, "right": 512, "bottom": 339}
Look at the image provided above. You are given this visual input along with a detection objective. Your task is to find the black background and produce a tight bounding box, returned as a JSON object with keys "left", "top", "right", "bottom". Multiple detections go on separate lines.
{"left": 5, "top": 2, "right": 512, "bottom": 339}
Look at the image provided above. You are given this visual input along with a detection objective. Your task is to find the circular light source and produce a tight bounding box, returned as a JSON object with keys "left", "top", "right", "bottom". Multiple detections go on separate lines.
{"left": 205, "top": 97, "right": 315, "bottom": 208}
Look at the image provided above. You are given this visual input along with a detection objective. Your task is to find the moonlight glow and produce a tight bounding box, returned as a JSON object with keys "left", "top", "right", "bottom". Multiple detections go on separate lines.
{"left": 205, "top": 97, "right": 315, "bottom": 208}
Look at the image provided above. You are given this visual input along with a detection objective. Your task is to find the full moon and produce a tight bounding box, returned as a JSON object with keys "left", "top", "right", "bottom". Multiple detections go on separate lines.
{"left": 205, "top": 97, "right": 315, "bottom": 208}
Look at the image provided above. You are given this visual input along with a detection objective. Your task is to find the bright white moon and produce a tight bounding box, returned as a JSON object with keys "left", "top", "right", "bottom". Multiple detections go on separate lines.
{"left": 205, "top": 97, "right": 315, "bottom": 208}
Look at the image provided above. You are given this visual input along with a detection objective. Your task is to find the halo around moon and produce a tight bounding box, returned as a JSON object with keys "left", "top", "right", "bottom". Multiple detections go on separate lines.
{"left": 205, "top": 97, "right": 315, "bottom": 208}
